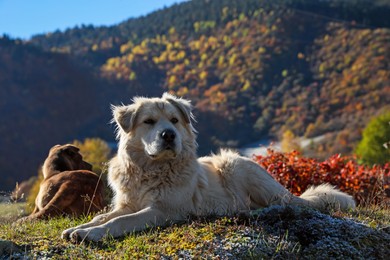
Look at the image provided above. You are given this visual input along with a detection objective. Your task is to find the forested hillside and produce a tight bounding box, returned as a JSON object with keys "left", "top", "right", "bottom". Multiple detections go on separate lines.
{"left": 1, "top": 0, "right": 389, "bottom": 190}
{"left": 0, "top": 37, "right": 140, "bottom": 189}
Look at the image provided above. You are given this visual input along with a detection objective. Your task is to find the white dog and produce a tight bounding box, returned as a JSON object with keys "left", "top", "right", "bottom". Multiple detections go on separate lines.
{"left": 62, "top": 93, "right": 355, "bottom": 242}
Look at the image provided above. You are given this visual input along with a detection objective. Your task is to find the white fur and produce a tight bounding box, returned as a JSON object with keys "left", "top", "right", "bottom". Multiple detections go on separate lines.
{"left": 62, "top": 93, "right": 355, "bottom": 242}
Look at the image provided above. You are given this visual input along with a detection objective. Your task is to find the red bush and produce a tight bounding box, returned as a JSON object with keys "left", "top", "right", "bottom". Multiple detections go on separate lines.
{"left": 254, "top": 149, "right": 390, "bottom": 205}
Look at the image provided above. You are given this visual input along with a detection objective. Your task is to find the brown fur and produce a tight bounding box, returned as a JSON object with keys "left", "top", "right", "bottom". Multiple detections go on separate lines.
{"left": 18, "top": 144, "right": 105, "bottom": 222}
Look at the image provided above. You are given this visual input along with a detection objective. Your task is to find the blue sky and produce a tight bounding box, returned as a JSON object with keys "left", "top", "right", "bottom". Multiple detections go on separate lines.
{"left": 0, "top": 0, "right": 188, "bottom": 39}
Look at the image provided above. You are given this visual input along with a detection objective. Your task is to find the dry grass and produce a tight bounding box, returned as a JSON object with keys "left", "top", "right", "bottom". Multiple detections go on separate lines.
{"left": 0, "top": 202, "right": 26, "bottom": 223}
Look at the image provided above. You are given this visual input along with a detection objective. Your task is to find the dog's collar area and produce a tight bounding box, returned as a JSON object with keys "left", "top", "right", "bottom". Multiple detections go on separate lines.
{"left": 146, "top": 150, "right": 177, "bottom": 160}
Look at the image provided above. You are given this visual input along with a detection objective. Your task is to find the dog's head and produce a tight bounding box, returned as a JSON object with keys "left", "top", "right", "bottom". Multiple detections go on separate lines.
{"left": 42, "top": 144, "right": 93, "bottom": 179}
{"left": 112, "top": 93, "right": 196, "bottom": 162}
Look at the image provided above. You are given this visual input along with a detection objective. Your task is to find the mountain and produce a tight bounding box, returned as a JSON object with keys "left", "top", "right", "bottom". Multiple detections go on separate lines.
{"left": 1, "top": 0, "right": 389, "bottom": 190}
{"left": 98, "top": 1, "right": 390, "bottom": 154}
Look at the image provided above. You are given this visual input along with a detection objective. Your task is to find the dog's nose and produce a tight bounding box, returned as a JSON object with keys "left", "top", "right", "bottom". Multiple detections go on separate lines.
{"left": 161, "top": 129, "right": 176, "bottom": 143}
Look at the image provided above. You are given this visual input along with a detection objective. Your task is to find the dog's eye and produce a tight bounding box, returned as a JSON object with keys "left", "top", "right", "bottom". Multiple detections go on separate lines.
{"left": 144, "top": 119, "right": 155, "bottom": 125}
{"left": 171, "top": 118, "right": 179, "bottom": 124}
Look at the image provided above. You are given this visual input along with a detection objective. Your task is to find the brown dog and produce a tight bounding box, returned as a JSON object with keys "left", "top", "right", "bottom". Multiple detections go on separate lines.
{"left": 19, "top": 144, "right": 106, "bottom": 222}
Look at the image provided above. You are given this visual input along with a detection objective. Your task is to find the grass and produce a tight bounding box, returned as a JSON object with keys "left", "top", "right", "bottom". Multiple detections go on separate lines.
{"left": 1, "top": 203, "right": 389, "bottom": 259}
{"left": 0, "top": 202, "right": 26, "bottom": 223}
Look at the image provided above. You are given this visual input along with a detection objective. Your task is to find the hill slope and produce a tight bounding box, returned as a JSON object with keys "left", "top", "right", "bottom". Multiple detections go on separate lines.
{"left": 0, "top": 37, "right": 135, "bottom": 190}
{"left": 96, "top": 0, "right": 390, "bottom": 152}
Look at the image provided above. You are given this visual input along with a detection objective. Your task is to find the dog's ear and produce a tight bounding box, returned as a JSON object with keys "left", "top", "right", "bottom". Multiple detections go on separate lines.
{"left": 111, "top": 104, "right": 138, "bottom": 133}
{"left": 63, "top": 145, "right": 80, "bottom": 157}
{"left": 163, "top": 93, "right": 193, "bottom": 124}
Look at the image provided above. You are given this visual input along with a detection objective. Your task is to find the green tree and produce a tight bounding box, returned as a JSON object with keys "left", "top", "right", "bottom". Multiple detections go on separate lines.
{"left": 355, "top": 112, "right": 390, "bottom": 165}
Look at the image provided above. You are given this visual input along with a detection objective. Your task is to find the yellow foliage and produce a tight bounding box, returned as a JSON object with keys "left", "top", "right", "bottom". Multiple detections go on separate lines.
{"left": 153, "top": 56, "right": 160, "bottom": 64}
{"left": 140, "top": 39, "right": 149, "bottom": 48}
{"left": 173, "top": 41, "right": 182, "bottom": 48}
{"left": 199, "top": 71, "right": 208, "bottom": 80}
{"left": 241, "top": 80, "right": 251, "bottom": 91}
{"left": 176, "top": 50, "right": 186, "bottom": 60}
{"left": 132, "top": 45, "right": 147, "bottom": 55}
{"left": 177, "top": 86, "right": 189, "bottom": 96}
{"left": 304, "top": 123, "right": 316, "bottom": 138}
{"left": 222, "top": 36, "right": 232, "bottom": 48}
{"left": 189, "top": 39, "right": 201, "bottom": 50}
{"left": 257, "top": 47, "right": 266, "bottom": 54}
{"left": 168, "top": 75, "right": 177, "bottom": 87}
{"left": 193, "top": 21, "right": 200, "bottom": 32}
{"left": 207, "top": 36, "right": 218, "bottom": 49}
{"left": 168, "top": 51, "right": 178, "bottom": 61}
{"left": 126, "top": 53, "right": 134, "bottom": 63}
{"left": 168, "top": 27, "right": 176, "bottom": 35}
{"left": 218, "top": 55, "right": 225, "bottom": 67}
{"left": 281, "top": 130, "right": 302, "bottom": 153}
{"left": 229, "top": 53, "right": 237, "bottom": 66}
{"left": 120, "top": 41, "right": 134, "bottom": 54}
{"left": 91, "top": 44, "right": 98, "bottom": 52}
{"left": 129, "top": 71, "right": 137, "bottom": 81}
{"left": 72, "top": 138, "right": 112, "bottom": 174}
{"left": 26, "top": 170, "right": 43, "bottom": 213}
{"left": 172, "top": 64, "right": 184, "bottom": 74}
{"left": 166, "top": 42, "right": 173, "bottom": 51}
{"left": 106, "top": 57, "right": 119, "bottom": 67}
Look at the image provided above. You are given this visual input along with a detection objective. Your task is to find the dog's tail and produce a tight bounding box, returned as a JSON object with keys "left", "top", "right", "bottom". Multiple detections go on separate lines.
{"left": 297, "top": 184, "right": 356, "bottom": 211}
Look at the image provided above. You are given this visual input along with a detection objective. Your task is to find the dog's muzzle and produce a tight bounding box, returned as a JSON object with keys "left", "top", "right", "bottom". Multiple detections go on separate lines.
{"left": 81, "top": 161, "right": 93, "bottom": 171}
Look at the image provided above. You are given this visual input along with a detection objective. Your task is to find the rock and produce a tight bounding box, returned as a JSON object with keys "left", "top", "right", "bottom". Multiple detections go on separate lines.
{"left": 254, "top": 205, "right": 390, "bottom": 259}
{"left": 0, "top": 239, "right": 20, "bottom": 256}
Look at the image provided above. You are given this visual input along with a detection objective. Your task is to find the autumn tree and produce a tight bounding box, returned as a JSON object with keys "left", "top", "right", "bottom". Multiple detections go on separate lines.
{"left": 281, "top": 130, "right": 302, "bottom": 153}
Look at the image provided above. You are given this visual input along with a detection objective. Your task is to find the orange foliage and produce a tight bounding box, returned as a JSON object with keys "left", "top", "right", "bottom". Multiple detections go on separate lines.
{"left": 254, "top": 149, "right": 390, "bottom": 205}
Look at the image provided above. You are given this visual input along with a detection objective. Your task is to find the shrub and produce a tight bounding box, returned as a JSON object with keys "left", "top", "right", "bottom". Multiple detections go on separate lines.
{"left": 355, "top": 111, "right": 390, "bottom": 166}
{"left": 25, "top": 170, "right": 43, "bottom": 212}
{"left": 254, "top": 149, "right": 389, "bottom": 205}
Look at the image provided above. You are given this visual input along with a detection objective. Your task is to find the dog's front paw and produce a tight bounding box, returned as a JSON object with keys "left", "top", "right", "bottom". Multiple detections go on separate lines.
{"left": 69, "top": 227, "right": 107, "bottom": 243}
{"left": 61, "top": 227, "right": 77, "bottom": 240}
